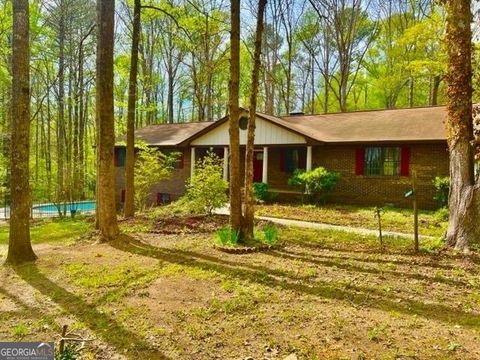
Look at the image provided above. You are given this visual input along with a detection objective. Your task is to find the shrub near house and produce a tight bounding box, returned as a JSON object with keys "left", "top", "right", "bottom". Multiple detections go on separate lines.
{"left": 288, "top": 167, "right": 339, "bottom": 203}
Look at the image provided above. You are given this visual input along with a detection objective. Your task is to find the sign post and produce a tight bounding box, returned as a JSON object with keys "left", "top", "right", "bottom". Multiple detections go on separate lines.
{"left": 404, "top": 170, "right": 419, "bottom": 252}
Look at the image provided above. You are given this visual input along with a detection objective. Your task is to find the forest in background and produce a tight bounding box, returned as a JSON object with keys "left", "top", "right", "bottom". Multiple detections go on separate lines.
{"left": 0, "top": 0, "right": 476, "bottom": 205}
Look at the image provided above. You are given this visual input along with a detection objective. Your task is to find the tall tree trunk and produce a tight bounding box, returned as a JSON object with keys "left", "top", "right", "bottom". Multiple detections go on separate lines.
{"left": 7, "top": 0, "right": 36, "bottom": 264}
{"left": 57, "top": 0, "right": 66, "bottom": 208}
{"left": 243, "top": 0, "right": 267, "bottom": 241}
{"left": 229, "top": 0, "right": 243, "bottom": 237}
{"left": 444, "top": 0, "right": 480, "bottom": 251}
{"left": 96, "top": 0, "right": 119, "bottom": 241}
{"left": 124, "top": 0, "right": 141, "bottom": 218}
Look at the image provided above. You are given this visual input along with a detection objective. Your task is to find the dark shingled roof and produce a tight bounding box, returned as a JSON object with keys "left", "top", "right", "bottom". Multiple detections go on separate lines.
{"left": 116, "top": 121, "right": 213, "bottom": 146}
{"left": 120, "top": 106, "right": 449, "bottom": 146}
{"left": 258, "top": 106, "right": 447, "bottom": 143}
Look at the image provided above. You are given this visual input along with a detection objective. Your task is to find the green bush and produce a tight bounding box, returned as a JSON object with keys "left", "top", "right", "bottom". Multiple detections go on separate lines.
{"left": 262, "top": 224, "right": 278, "bottom": 245}
{"left": 216, "top": 226, "right": 240, "bottom": 246}
{"left": 184, "top": 151, "right": 228, "bottom": 215}
{"left": 253, "top": 182, "right": 278, "bottom": 202}
{"left": 433, "top": 176, "right": 450, "bottom": 207}
{"left": 434, "top": 207, "right": 449, "bottom": 222}
{"left": 134, "top": 143, "right": 178, "bottom": 211}
{"left": 253, "top": 182, "right": 268, "bottom": 201}
{"left": 288, "top": 167, "right": 340, "bottom": 203}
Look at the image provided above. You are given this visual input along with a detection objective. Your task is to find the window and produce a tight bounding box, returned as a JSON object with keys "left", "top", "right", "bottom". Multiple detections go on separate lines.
{"left": 364, "top": 147, "right": 401, "bottom": 176}
{"left": 157, "top": 193, "right": 171, "bottom": 205}
{"left": 280, "top": 148, "right": 306, "bottom": 173}
{"left": 115, "top": 148, "right": 126, "bottom": 167}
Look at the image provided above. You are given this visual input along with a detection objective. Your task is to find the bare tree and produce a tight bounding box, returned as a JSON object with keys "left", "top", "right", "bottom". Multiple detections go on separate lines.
{"left": 229, "top": 0, "right": 243, "bottom": 237}
{"left": 309, "top": 0, "right": 377, "bottom": 112}
{"left": 7, "top": 0, "right": 36, "bottom": 264}
{"left": 124, "top": 0, "right": 141, "bottom": 218}
{"left": 243, "top": 0, "right": 267, "bottom": 241}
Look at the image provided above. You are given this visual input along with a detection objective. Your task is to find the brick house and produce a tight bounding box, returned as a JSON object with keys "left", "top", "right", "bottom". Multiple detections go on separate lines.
{"left": 115, "top": 106, "right": 451, "bottom": 209}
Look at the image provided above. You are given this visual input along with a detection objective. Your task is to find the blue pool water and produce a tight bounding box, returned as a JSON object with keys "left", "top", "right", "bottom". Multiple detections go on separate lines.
{"left": 32, "top": 201, "right": 96, "bottom": 213}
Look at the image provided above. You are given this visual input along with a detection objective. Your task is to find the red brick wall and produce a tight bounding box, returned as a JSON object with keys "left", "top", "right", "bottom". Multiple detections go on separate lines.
{"left": 115, "top": 143, "right": 449, "bottom": 210}
{"left": 266, "top": 144, "right": 449, "bottom": 209}
{"left": 115, "top": 148, "right": 191, "bottom": 208}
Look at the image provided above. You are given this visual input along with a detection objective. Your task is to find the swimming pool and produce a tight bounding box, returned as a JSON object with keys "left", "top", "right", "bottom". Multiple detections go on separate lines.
{"left": 32, "top": 201, "right": 96, "bottom": 214}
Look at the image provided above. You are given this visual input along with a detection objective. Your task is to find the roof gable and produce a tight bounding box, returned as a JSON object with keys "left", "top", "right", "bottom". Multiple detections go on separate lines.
{"left": 190, "top": 115, "right": 307, "bottom": 146}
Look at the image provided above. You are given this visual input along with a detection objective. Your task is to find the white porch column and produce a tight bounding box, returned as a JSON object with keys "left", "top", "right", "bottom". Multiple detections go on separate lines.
{"left": 262, "top": 146, "right": 268, "bottom": 183}
{"left": 190, "top": 147, "right": 196, "bottom": 176}
{"left": 306, "top": 146, "right": 313, "bottom": 171}
{"left": 223, "top": 146, "right": 229, "bottom": 181}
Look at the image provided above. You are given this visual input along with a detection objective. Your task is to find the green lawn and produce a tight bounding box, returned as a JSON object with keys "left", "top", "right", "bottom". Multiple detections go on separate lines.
{"left": 1, "top": 215, "right": 479, "bottom": 359}
{"left": 256, "top": 203, "right": 448, "bottom": 238}
{"left": 0, "top": 216, "right": 92, "bottom": 245}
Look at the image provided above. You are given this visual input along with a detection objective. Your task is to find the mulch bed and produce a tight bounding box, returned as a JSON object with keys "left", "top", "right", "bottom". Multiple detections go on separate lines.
{"left": 149, "top": 214, "right": 229, "bottom": 235}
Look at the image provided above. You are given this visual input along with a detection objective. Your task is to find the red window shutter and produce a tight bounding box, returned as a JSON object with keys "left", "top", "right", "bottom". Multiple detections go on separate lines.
{"left": 280, "top": 148, "right": 286, "bottom": 172}
{"left": 156, "top": 193, "right": 161, "bottom": 206}
{"left": 355, "top": 148, "right": 365, "bottom": 175}
{"left": 121, "top": 189, "right": 126, "bottom": 203}
{"left": 114, "top": 148, "right": 119, "bottom": 166}
{"left": 400, "top": 147, "right": 411, "bottom": 176}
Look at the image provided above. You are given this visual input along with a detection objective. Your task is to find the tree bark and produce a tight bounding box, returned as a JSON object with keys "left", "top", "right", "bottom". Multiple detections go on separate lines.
{"left": 243, "top": 0, "right": 267, "bottom": 241}
{"left": 57, "top": 0, "right": 66, "bottom": 209}
{"left": 96, "top": 0, "right": 119, "bottom": 241}
{"left": 7, "top": 0, "right": 37, "bottom": 264}
{"left": 124, "top": 0, "right": 141, "bottom": 218}
{"left": 229, "top": 0, "right": 243, "bottom": 237}
{"left": 444, "top": 0, "right": 480, "bottom": 251}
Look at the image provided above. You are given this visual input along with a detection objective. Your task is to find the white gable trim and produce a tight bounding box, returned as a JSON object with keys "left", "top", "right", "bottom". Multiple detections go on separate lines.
{"left": 190, "top": 116, "right": 306, "bottom": 146}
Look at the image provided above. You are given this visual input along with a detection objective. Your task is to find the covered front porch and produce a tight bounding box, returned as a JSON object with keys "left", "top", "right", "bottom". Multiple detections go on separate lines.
{"left": 189, "top": 145, "right": 314, "bottom": 191}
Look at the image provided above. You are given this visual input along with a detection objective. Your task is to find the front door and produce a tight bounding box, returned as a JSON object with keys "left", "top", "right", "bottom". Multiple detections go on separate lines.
{"left": 253, "top": 150, "right": 263, "bottom": 183}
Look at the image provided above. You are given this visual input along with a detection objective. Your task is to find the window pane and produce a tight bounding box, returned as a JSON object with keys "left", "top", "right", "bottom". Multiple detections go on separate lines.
{"left": 364, "top": 147, "right": 400, "bottom": 176}
{"left": 365, "top": 147, "right": 382, "bottom": 175}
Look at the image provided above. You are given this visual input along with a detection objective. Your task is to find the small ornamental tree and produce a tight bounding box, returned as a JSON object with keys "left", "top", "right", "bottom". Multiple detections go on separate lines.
{"left": 185, "top": 151, "right": 228, "bottom": 215}
{"left": 134, "top": 144, "right": 178, "bottom": 211}
{"left": 288, "top": 167, "right": 340, "bottom": 203}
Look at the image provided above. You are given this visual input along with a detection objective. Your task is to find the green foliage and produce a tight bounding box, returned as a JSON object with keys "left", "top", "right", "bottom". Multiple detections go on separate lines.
{"left": 288, "top": 167, "right": 340, "bottom": 203}
{"left": 184, "top": 151, "right": 228, "bottom": 215}
{"left": 216, "top": 226, "right": 240, "bottom": 246}
{"left": 12, "top": 323, "right": 29, "bottom": 338}
{"left": 134, "top": 143, "right": 178, "bottom": 211}
{"left": 253, "top": 182, "right": 268, "bottom": 201}
{"left": 55, "top": 344, "right": 80, "bottom": 360}
{"left": 262, "top": 224, "right": 278, "bottom": 245}
{"left": 434, "top": 207, "right": 449, "bottom": 222}
{"left": 433, "top": 176, "right": 450, "bottom": 207}
{"left": 0, "top": 217, "right": 91, "bottom": 245}
{"left": 252, "top": 182, "right": 277, "bottom": 203}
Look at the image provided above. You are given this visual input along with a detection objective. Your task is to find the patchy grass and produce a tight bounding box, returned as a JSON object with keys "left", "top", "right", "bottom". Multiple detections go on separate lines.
{"left": 1, "top": 215, "right": 479, "bottom": 359}
{"left": 281, "top": 226, "right": 445, "bottom": 253}
{"left": 0, "top": 216, "right": 92, "bottom": 245}
{"left": 257, "top": 203, "right": 448, "bottom": 237}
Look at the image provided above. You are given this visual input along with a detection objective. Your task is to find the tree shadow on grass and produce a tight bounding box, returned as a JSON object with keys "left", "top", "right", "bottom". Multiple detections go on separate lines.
{"left": 268, "top": 249, "right": 470, "bottom": 288}
{"left": 13, "top": 263, "right": 170, "bottom": 360}
{"left": 0, "top": 286, "right": 46, "bottom": 323}
{"left": 286, "top": 240, "right": 457, "bottom": 270}
{"left": 112, "top": 235, "right": 480, "bottom": 330}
